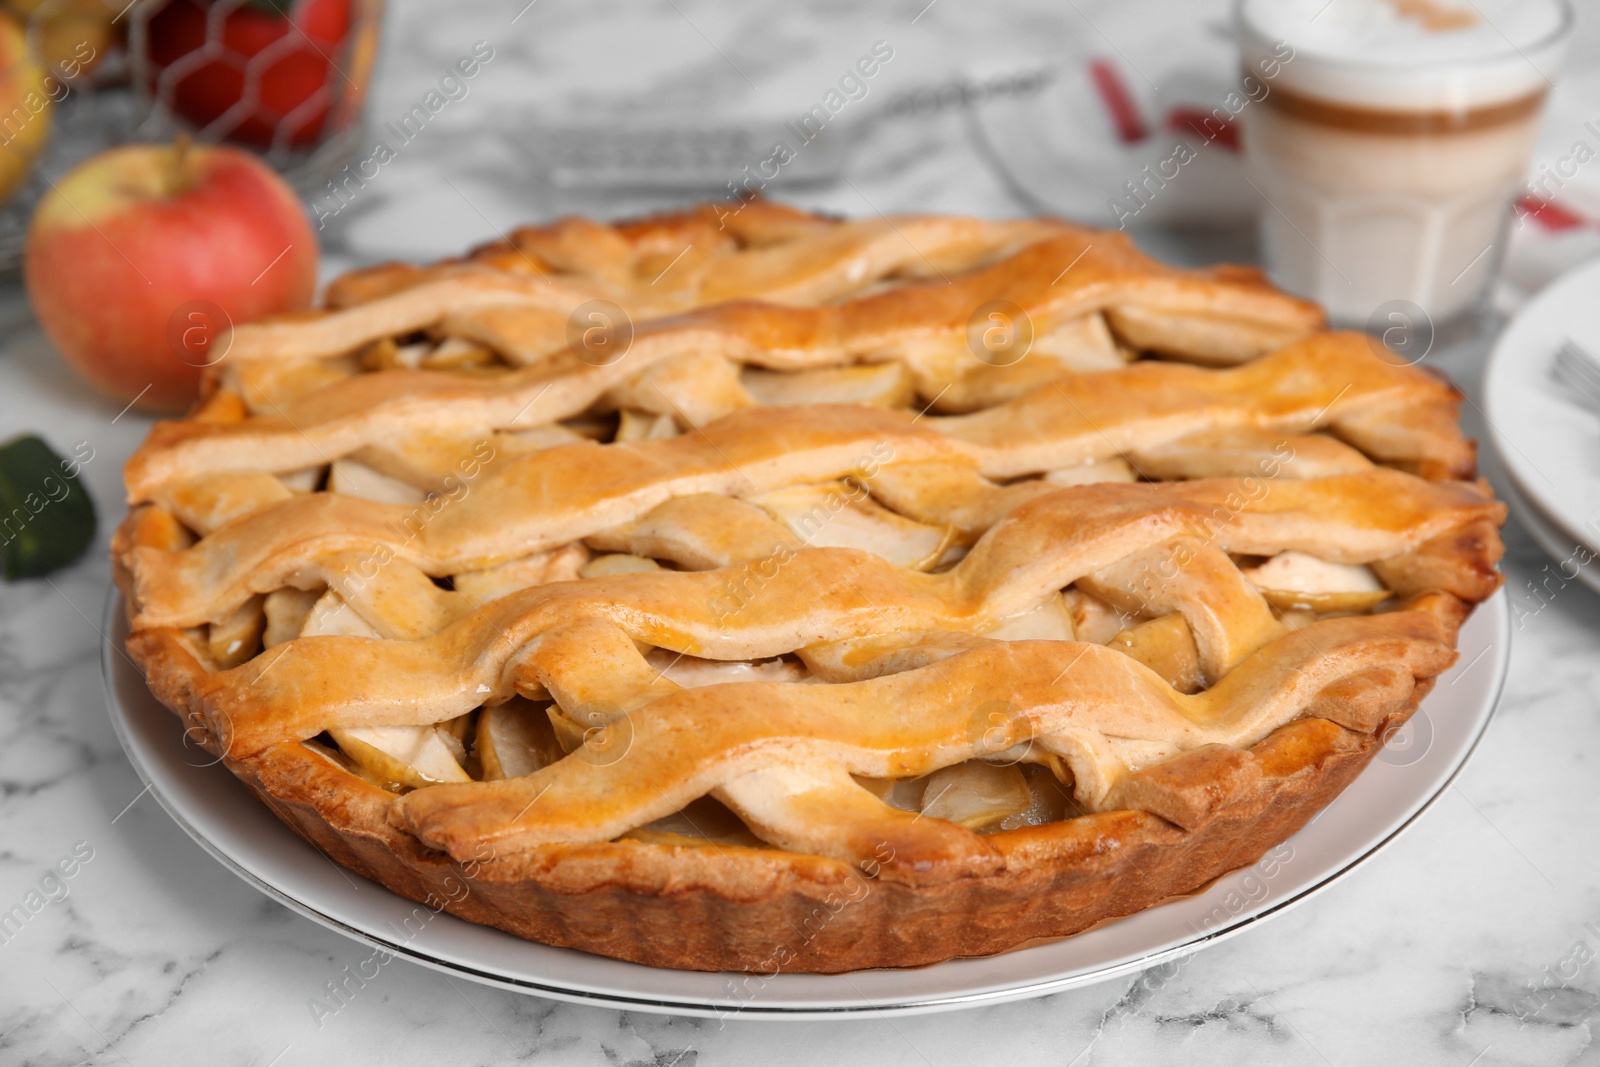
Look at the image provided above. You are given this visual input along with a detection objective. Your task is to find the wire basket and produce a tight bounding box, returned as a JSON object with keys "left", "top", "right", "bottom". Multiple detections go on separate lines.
{"left": 0, "top": 0, "right": 382, "bottom": 275}
{"left": 127, "top": 0, "right": 383, "bottom": 181}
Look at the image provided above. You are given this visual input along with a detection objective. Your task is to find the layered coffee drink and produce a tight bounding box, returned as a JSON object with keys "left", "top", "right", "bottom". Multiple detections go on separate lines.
{"left": 1237, "top": 0, "right": 1571, "bottom": 327}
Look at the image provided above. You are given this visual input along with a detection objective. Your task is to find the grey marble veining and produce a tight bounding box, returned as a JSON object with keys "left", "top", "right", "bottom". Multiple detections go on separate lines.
{"left": 2, "top": 1, "right": 1599, "bottom": 1064}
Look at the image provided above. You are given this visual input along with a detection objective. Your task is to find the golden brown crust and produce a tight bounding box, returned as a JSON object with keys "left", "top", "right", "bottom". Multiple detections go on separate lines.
{"left": 123, "top": 588, "right": 1467, "bottom": 971}
{"left": 141, "top": 622, "right": 1398, "bottom": 971}
{"left": 115, "top": 203, "right": 1503, "bottom": 973}
{"left": 122, "top": 216, "right": 1328, "bottom": 503}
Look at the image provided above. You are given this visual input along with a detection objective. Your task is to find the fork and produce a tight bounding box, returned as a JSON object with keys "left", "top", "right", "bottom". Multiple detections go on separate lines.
{"left": 1551, "top": 339, "right": 1600, "bottom": 415}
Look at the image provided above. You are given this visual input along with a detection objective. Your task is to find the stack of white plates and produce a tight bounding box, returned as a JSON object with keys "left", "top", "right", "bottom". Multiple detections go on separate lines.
{"left": 1483, "top": 257, "right": 1600, "bottom": 598}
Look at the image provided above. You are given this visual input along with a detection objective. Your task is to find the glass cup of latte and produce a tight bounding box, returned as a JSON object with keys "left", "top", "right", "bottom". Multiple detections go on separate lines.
{"left": 1236, "top": 0, "right": 1573, "bottom": 330}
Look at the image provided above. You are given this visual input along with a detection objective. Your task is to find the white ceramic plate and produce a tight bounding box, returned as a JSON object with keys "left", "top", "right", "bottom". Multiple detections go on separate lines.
{"left": 1500, "top": 474, "right": 1600, "bottom": 599}
{"left": 103, "top": 588, "right": 1508, "bottom": 1019}
{"left": 967, "top": 40, "right": 1257, "bottom": 230}
{"left": 1484, "top": 255, "right": 1600, "bottom": 561}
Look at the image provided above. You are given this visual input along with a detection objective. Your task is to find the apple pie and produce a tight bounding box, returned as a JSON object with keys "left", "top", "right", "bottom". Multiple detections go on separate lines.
{"left": 114, "top": 201, "right": 1504, "bottom": 972}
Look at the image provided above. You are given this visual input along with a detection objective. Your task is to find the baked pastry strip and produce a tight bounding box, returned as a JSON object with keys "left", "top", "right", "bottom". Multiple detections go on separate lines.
{"left": 136, "top": 470, "right": 1499, "bottom": 746}
{"left": 226, "top": 219, "right": 1313, "bottom": 365}
{"left": 125, "top": 332, "right": 1468, "bottom": 575}
{"left": 382, "top": 608, "right": 1455, "bottom": 877}
{"left": 125, "top": 234, "right": 1326, "bottom": 498}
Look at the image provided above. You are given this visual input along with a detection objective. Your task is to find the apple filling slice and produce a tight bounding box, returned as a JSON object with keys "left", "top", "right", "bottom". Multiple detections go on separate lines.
{"left": 918, "top": 761, "right": 1033, "bottom": 832}
{"left": 626, "top": 796, "right": 769, "bottom": 849}
{"left": 1064, "top": 586, "right": 1137, "bottom": 644}
{"left": 1043, "top": 457, "right": 1138, "bottom": 486}
{"left": 328, "top": 724, "right": 472, "bottom": 790}
{"left": 643, "top": 650, "right": 808, "bottom": 688}
{"left": 614, "top": 409, "right": 679, "bottom": 442}
{"left": 276, "top": 466, "right": 324, "bottom": 493}
{"left": 740, "top": 362, "right": 916, "bottom": 409}
{"left": 207, "top": 594, "right": 265, "bottom": 669}
{"left": 419, "top": 337, "right": 499, "bottom": 371}
{"left": 476, "top": 699, "right": 565, "bottom": 780}
{"left": 452, "top": 543, "right": 590, "bottom": 602}
{"left": 982, "top": 592, "right": 1075, "bottom": 641}
{"left": 1107, "top": 614, "right": 1204, "bottom": 693}
{"left": 263, "top": 587, "right": 321, "bottom": 648}
{"left": 858, "top": 762, "right": 1072, "bottom": 835}
{"left": 1241, "top": 551, "right": 1390, "bottom": 614}
{"left": 495, "top": 423, "right": 588, "bottom": 454}
{"left": 298, "top": 590, "right": 381, "bottom": 638}
{"left": 752, "top": 482, "right": 957, "bottom": 570}
{"left": 579, "top": 552, "right": 662, "bottom": 578}
{"left": 327, "top": 459, "right": 427, "bottom": 504}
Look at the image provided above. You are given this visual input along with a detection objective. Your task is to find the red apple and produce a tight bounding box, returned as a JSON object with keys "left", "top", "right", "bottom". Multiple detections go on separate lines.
{"left": 24, "top": 141, "right": 318, "bottom": 413}
{"left": 143, "top": 0, "right": 354, "bottom": 151}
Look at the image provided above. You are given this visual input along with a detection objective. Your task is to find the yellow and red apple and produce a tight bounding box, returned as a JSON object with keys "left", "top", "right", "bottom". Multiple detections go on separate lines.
{"left": 0, "top": 11, "right": 51, "bottom": 203}
{"left": 25, "top": 141, "right": 318, "bottom": 413}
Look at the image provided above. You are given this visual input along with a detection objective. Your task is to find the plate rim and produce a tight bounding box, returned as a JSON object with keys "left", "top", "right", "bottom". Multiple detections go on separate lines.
{"left": 1483, "top": 253, "right": 1600, "bottom": 557}
{"left": 101, "top": 585, "right": 1510, "bottom": 1019}
{"left": 1498, "top": 472, "right": 1600, "bottom": 598}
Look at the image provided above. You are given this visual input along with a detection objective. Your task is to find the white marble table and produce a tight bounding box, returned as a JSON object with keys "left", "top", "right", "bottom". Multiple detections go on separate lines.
{"left": 3, "top": 2, "right": 1598, "bottom": 1064}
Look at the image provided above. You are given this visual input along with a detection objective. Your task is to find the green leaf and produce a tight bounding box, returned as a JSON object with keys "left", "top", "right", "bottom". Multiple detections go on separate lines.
{"left": 0, "top": 435, "right": 97, "bottom": 581}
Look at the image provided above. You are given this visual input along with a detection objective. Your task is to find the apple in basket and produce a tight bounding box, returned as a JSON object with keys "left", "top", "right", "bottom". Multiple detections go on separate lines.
{"left": 0, "top": 11, "right": 53, "bottom": 204}
{"left": 141, "top": 0, "right": 356, "bottom": 151}
{"left": 24, "top": 140, "right": 318, "bottom": 413}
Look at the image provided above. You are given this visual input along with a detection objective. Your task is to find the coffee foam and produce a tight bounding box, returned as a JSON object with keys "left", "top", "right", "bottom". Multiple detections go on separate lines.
{"left": 1239, "top": 0, "right": 1570, "bottom": 111}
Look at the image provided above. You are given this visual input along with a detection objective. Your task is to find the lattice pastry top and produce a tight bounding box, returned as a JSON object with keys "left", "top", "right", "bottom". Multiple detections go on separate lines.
{"left": 116, "top": 203, "right": 1504, "bottom": 973}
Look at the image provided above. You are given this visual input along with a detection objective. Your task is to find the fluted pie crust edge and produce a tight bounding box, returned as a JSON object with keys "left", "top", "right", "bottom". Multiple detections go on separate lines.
{"left": 126, "top": 603, "right": 1458, "bottom": 973}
